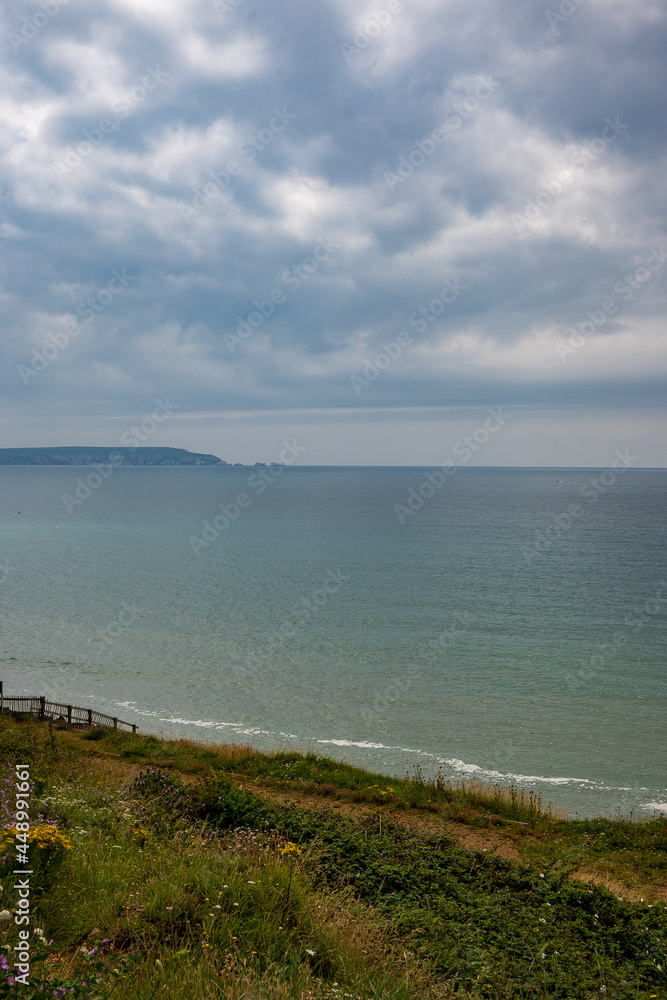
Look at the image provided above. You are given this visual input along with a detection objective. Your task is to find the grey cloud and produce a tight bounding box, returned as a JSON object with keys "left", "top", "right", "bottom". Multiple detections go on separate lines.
{"left": 0, "top": 0, "right": 665, "bottom": 452}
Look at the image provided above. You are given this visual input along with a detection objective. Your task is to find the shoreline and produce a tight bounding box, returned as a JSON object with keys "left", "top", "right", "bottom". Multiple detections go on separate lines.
{"left": 1, "top": 713, "right": 666, "bottom": 997}
{"left": 5, "top": 683, "right": 666, "bottom": 822}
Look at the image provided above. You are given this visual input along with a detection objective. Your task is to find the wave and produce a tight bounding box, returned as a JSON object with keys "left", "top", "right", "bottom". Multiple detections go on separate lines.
{"left": 159, "top": 716, "right": 249, "bottom": 729}
{"left": 317, "top": 738, "right": 392, "bottom": 750}
{"left": 441, "top": 757, "right": 598, "bottom": 787}
{"left": 105, "top": 698, "right": 658, "bottom": 797}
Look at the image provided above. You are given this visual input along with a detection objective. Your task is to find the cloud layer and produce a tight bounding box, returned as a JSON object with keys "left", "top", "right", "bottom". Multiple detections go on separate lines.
{"left": 1, "top": 0, "right": 666, "bottom": 462}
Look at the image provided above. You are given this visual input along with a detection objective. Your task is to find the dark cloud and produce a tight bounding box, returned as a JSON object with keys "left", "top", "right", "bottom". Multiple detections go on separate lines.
{"left": 0, "top": 0, "right": 665, "bottom": 461}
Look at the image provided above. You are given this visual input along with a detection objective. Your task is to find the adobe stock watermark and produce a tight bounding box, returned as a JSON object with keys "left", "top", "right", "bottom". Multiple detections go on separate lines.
{"left": 51, "top": 67, "right": 169, "bottom": 178}
{"left": 520, "top": 450, "right": 638, "bottom": 563}
{"left": 340, "top": 0, "right": 403, "bottom": 64}
{"left": 555, "top": 245, "right": 667, "bottom": 364}
{"left": 212, "top": 0, "right": 243, "bottom": 19}
{"left": 224, "top": 235, "right": 339, "bottom": 353}
{"left": 362, "top": 611, "right": 472, "bottom": 725}
{"left": 349, "top": 275, "right": 467, "bottom": 395}
{"left": 492, "top": 742, "right": 523, "bottom": 771}
{"left": 0, "top": 558, "right": 13, "bottom": 585}
{"left": 562, "top": 580, "right": 666, "bottom": 695}
{"left": 361, "top": 665, "right": 422, "bottom": 726}
{"left": 385, "top": 77, "right": 501, "bottom": 191}
{"left": 189, "top": 440, "right": 306, "bottom": 553}
{"left": 60, "top": 398, "right": 180, "bottom": 514}
{"left": 8, "top": 0, "right": 68, "bottom": 54}
{"left": 625, "top": 580, "right": 667, "bottom": 629}
{"left": 179, "top": 108, "right": 296, "bottom": 222}
{"left": 86, "top": 602, "right": 144, "bottom": 655}
{"left": 17, "top": 268, "right": 135, "bottom": 385}
{"left": 546, "top": 0, "right": 587, "bottom": 35}
{"left": 238, "top": 569, "right": 351, "bottom": 680}
{"left": 13, "top": 764, "right": 32, "bottom": 987}
{"left": 394, "top": 408, "right": 513, "bottom": 524}
{"left": 512, "top": 117, "right": 628, "bottom": 238}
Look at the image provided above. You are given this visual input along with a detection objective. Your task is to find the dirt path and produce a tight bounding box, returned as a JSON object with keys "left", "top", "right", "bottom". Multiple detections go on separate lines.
{"left": 238, "top": 779, "right": 522, "bottom": 860}
{"left": 235, "top": 780, "right": 667, "bottom": 902}
{"left": 571, "top": 868, "right": 667, "bottom": 904}
{"left": 81, "top": 741, "right": 665, "bottom": 904}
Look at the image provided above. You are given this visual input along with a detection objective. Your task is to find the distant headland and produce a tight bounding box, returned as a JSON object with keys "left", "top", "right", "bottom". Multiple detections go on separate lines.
{"left": 0, "top": 447, "right": 234, "bottom": 466}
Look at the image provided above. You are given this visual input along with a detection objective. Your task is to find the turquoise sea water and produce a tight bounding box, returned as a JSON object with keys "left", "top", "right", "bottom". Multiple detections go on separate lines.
{"left": 0, "top": 465, "right": 665, "bottom": 817}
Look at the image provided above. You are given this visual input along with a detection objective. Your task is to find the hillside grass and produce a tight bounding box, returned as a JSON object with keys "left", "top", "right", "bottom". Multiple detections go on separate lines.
{"left": 0, "top": 715, "right": 665, "bottom": 999}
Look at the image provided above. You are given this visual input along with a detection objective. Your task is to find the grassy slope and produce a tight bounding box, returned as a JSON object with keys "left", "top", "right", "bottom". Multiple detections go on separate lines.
{"left": 0, "top": 716, "right": 665, "bottom": 1000}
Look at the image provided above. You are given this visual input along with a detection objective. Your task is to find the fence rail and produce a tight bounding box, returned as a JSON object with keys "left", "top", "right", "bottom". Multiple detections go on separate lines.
{"left": 0, "top": 687, "right": 137, "bottom": 734}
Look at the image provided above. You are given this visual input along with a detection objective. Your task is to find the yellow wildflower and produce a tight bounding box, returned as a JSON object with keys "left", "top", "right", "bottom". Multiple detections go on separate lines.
{"left": 2, "top": 825, "right": 72, "bottom": 853}
{"left": 280, "top": 842, "right": 302, "bottom": 857}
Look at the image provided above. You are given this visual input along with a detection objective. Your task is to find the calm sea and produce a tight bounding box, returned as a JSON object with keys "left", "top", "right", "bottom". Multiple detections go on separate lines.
{"left": 1, "top": 465, "right": 665, "bottom": 818}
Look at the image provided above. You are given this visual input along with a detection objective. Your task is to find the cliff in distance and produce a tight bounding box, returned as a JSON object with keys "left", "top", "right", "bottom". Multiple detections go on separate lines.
{"left": 0, "top": 446, "right": 229, "bottom": 466}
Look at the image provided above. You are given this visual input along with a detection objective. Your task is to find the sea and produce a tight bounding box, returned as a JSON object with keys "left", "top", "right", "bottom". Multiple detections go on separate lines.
{"left": 1, "top": 464, "right": 665, "bottom": 819}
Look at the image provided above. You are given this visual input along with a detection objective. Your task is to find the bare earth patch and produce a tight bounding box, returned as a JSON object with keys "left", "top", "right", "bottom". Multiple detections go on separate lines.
{"left": 572, "top": 868, "right": 667, "bottom": 904}
{"left": 60, "top": 733, "right": 665, "bottom": 904}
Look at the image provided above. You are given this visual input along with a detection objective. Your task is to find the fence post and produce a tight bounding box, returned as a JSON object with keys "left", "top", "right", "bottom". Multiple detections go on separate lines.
{"left": 67, "top": 705, "right": 72, "bottom": 725}
{"left": 87, "top": 708, "right": 92, "bottom": 726}
{"left": 39, "top": 696, "right": 46, "bottom": 721}
{"left": 132, "top": 724, "right": 137, "bottom": 734}
{"left": 113, "top": 718, "right": 118, "bottom": 730}
{"left": 0, "top": 681, "right": 3, "bottom": 712}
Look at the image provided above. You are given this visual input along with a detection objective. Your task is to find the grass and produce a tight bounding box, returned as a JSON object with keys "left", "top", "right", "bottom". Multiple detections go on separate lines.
{"left": 0, "top": 715, "right": 665, "bottom": 999}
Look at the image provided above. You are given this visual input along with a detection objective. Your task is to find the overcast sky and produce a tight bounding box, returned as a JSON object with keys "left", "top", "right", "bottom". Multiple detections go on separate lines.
{"left": 1, "top": 0, "right": 665, "bottom": 465}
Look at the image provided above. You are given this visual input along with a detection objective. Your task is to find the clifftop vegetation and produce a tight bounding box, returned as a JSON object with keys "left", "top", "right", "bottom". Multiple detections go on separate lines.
{"left": 0, "top": 716, "right": 665, "bottom": 999}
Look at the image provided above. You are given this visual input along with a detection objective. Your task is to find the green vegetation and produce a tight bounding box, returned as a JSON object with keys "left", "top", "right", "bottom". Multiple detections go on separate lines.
{"left": 0, "top": 446, "right": 227, "bottom": 466}
{"left": 0, "top": 716, "right": 665, "bottom": 999}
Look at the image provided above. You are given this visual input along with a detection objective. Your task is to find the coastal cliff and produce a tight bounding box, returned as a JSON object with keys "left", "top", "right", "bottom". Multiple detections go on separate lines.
{"left": 0, "top": 447, "right": 229, "bottom": 466}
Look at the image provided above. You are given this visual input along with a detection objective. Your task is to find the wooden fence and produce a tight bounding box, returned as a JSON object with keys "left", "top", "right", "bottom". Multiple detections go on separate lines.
{"left": 0, "top": 684, "right": 137, "bottom": 734}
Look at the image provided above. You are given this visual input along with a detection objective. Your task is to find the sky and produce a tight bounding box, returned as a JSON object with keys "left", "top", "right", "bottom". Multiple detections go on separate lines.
{"left": 0, "top": 0, "right": 666, "bottom": 466}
